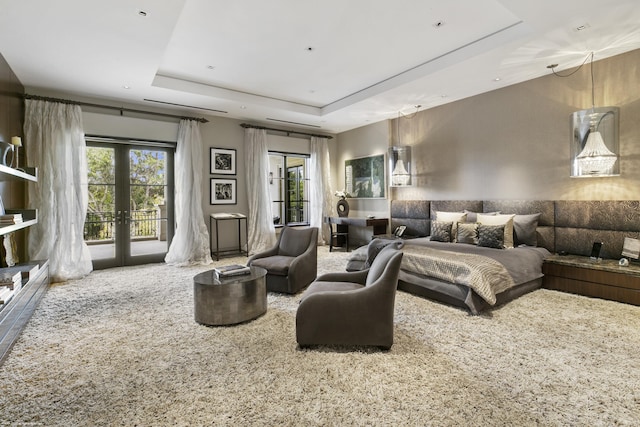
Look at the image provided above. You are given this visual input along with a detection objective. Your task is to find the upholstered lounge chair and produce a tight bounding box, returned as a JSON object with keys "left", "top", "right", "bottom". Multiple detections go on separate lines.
{"left": 247, "top": 226, "right": 318, "bottom": 294}
{"left": 296, "top": 245, "right": 404, "bottom": 349}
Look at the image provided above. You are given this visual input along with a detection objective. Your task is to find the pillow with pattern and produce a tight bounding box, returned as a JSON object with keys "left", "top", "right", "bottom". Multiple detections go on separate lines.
{"left": 477, "top": 224, "right": 505, "bottom": 249}
{"left": 435, "top": 211, "right": 467, "bottom": 241}
{"left": 430, "top": 220, "right": 453, "bottom": 242}
{"left": 456, "top": 222, "right": 478, "bottom": 245}
{"left": 477, "top": 213, "right": 515, "bottom": 248}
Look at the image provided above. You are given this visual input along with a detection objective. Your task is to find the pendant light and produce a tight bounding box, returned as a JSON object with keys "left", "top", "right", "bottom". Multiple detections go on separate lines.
{"left": 550, "top": 53, "right": 620, "bottom": 177}
{"left": 389, "top": 106, "right": 419, "bottom": 187}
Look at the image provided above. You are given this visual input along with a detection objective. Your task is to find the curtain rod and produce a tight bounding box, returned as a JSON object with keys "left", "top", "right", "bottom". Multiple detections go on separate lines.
{"left": 240, "top": 123, "right": 333, "bottom": 139}
{"left": 24, "top": 94, "right": 209, "bottom": 123}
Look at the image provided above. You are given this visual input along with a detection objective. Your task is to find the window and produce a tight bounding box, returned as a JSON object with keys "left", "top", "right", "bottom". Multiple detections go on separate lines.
{"left": 268, "top": 152, "right": 309, "bottom": 226}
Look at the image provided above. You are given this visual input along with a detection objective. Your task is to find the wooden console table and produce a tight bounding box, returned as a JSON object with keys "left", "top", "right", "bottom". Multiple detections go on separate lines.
{"left": 325, "top": 217, "right": 389, "bottom": 235}
{"left": 543, "top": 255, "right": 640, "bottom": 306}
{"left": 324, "top": 217, "right": 389, "bottom": 251}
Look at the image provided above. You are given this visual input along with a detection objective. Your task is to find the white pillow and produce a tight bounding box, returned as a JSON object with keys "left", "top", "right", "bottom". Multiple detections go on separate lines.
{"left": 476, "top": 213, "right": 515, "bottom": 248}
{"left": 435, "top": 211, "right": 467, "bottom": 241}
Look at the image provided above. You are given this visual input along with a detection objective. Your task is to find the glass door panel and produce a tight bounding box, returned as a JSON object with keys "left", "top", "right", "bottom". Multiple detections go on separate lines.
{"left": 128, "top": 148, "right": 171, "bottom": 260}
{"left": 86, "top": 145, "right": 117, "bottom": 263}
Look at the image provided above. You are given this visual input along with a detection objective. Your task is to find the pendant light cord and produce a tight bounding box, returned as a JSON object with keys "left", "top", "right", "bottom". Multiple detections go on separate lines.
{"left": 549, "top": 52, "right": 596, "bottom": 108}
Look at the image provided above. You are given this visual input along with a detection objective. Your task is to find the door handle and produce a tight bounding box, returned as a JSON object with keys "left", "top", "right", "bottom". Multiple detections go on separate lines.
{"left": 117, "top": 210, "right": 122, "bottom": 225}
{"left": 123, "top": 210, "right": 130, "bottom": 225}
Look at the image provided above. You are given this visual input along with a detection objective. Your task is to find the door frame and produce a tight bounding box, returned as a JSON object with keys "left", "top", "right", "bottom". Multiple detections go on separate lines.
{"left": 86, "top": 138, "right": 175, "bottom": 269}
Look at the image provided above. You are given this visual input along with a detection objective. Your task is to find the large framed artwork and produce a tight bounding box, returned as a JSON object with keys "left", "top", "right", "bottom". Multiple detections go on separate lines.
{"left": 345, "top": 154, "right": 386, "bottom": 199}
{"left": 210, "top": 178, "right": 237, "bottom": 205}
{"left": 210, "top": 147, "right": 236, "bottom": 175}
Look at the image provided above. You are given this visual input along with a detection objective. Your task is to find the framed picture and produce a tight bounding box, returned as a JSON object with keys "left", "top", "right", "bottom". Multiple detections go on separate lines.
{"left": 210, "top": 178, "right": 237, "bottom": 205}
{"left": 210, "top": 147, "right": 236, "bottom": 175}
{"left": 344, "top": 154, "right": 386, "bottom": 199}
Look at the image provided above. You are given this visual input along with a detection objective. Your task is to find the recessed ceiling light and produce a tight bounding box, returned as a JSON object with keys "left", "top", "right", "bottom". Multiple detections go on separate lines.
{"left": 206, "top": 65, "right": 215, "bottom": 70}
{"left": 433, "top": 21, "right": 445, "bottom": 28}
{"left": 574, "top": 23, "right": 591, "bottom": 31}
{"left": 494, "top": 77, "right": 501, "bottom": 82}
{"left": 240, "top": 105, "right": 247, "bottom": 110}
{"left": 138, "top": 10, "right": 147, "bottom": 17}
{"left": 122, "top": 85, "right": 131, "bottom": 89}
{"left": 306, "top": 47, "right": 314, "bottom": 52}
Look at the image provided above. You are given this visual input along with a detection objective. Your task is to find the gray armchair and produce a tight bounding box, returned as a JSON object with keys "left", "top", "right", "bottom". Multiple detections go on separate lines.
{"left": 247, "top": 226, "right": 318, "bottom": 294}
{"left": 296, "top": 245, "right": 403, "bottom": 349}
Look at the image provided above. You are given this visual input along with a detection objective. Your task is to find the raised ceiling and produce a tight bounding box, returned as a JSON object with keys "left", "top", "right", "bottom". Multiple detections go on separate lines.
{"left": 1, "top": 0, "right": 639, "bottom": 133}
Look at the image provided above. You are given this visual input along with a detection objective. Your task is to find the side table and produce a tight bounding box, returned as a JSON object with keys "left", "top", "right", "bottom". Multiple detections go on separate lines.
{"left": 543, "top": 254, "right": 640, "bottom": 306}
{"left": 210, "top": 213, "right": 248, "bottom": 261}
{"left": 193, "top": 266, "right": 267, "bottom": 326}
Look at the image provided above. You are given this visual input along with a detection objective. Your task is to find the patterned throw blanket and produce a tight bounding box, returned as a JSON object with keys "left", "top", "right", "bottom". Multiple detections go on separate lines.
{"left": 401, "top": 245, "right": 515, "bottom": 305}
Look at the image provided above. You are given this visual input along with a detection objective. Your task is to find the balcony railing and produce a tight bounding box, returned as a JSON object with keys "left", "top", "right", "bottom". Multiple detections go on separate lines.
{"left": 84, "top": 209, "right": 164, "bottom": 241}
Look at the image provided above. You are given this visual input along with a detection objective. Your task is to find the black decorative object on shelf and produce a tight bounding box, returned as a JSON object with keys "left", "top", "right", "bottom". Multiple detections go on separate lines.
{"left": 337, "top": 199, "right": 349, "bottom": 217}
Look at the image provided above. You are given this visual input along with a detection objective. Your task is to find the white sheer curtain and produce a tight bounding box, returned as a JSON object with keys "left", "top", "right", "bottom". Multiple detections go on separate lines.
{"left": 309, "top": 136, "right": 332, "bottom": 245}
{"left": 165, "top": 120, "right": 212, "bottom": 266}
{"left": 24, "top": 99, "right": 92, "bottom": 282}
{"left": 244, "top": 128, "right": 276, "bottom": 254}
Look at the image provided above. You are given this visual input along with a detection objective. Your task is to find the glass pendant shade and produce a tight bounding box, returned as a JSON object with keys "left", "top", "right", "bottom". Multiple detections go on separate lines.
{"left": 570, "top": 107, "right": 619, "bottom": 177}
{"left": 389, "top": 146, "right": 412, "bottom": 186}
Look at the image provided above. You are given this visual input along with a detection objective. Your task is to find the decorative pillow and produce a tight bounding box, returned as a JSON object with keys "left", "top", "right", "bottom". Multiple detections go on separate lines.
{"left": 513, "top": 213, "right": 541, "bottom": 246}
{"left": 364, "top": 239, "right": 404, "bottom": 269}
{"left": 477, "top": 224, "right": 505, "bottom": 249}
{"left": 430, "top": 220, "right": 453, "bottom": 242}
{"left": 456, "top": 222, "right": 478, "bottom": 245}
{"left": 435, "top": 211, "right": 467, "bottom": 240}
{"left": 463, "top": 210, "right": 498, "bottom": 223}
{"left": 476, "top": 213, "right": 515, "bottom": 248}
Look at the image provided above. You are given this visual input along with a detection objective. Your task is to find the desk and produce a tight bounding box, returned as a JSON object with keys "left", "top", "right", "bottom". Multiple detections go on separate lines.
{"left": 210, "top": 213, "right": 248, "bottom": 261}
{"left": 324, "top": 217, "right": 389, "bottom": 250}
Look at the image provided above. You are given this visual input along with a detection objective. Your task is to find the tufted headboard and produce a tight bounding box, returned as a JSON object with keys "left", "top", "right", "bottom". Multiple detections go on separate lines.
{"left": 554, "top": 201, "right": 640, "bottom": 259}
{"left": 390, "top": 200, "right": 430, "bottom": 237}
{"left": 390, "top": 199, "right": 640, "bottom": 258}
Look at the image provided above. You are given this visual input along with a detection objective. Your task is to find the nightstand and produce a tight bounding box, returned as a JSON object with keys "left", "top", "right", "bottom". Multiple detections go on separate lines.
{"left": 543, "top": 255, "right": 640, "bottom": 306}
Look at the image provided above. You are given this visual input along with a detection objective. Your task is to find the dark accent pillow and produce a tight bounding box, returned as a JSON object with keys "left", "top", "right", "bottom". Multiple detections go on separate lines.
{"left": 456, "top": 222, "right": 478, "bottom": 245}
{"left": 477, "top": 224, "right": 505, "bottom": 249}
{"left": 513, "top": 213, "right": 541, "bottom": 246}
{"left": 364, "top": 238, "right": 404, "bottom": 269}
{"left": 430, "top": 220, "right": 453, "bottom": 242}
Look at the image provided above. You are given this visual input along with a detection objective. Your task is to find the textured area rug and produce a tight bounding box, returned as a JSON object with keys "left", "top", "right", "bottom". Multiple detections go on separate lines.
{"left": 1, "top": 247, "right": 639, "bottom": 426}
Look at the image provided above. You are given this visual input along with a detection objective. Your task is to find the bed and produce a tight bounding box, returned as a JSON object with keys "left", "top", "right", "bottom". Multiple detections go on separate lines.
{"left": 346, "top": 200, "right": 555, "bottom": 314}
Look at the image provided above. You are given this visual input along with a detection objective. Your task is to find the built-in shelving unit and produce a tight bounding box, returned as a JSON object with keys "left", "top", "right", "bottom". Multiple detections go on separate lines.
{"left": 0, "top": 260, "right": 49, "bottom": 365}
{"left": 0, "top": 164, "right": 37, "bottom": 182}
{"left": 0, "top": 165, "right": 38, "bottom": 236}
{"left": 0, "top": 164, "right": 49, "bottom": 366}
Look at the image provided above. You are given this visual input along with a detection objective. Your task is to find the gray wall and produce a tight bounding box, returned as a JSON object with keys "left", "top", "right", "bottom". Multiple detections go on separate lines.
{"left": 397, "top": 48, "right": 640, "bottom": 201}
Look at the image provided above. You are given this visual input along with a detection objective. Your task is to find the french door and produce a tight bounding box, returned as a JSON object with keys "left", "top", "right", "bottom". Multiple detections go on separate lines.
{"left": 85, "top": 140, "right": 175, "bottom": 269}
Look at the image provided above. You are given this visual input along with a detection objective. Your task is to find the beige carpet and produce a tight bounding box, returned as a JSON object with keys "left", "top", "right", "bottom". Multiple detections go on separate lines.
{"left": 0, "top": 247, "right": 639, "bottom": 426}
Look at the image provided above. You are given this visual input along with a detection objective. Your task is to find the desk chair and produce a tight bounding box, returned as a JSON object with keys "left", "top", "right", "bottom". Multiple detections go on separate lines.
{"left": 325, "top": 218, "right": 349, "bottom": 252}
